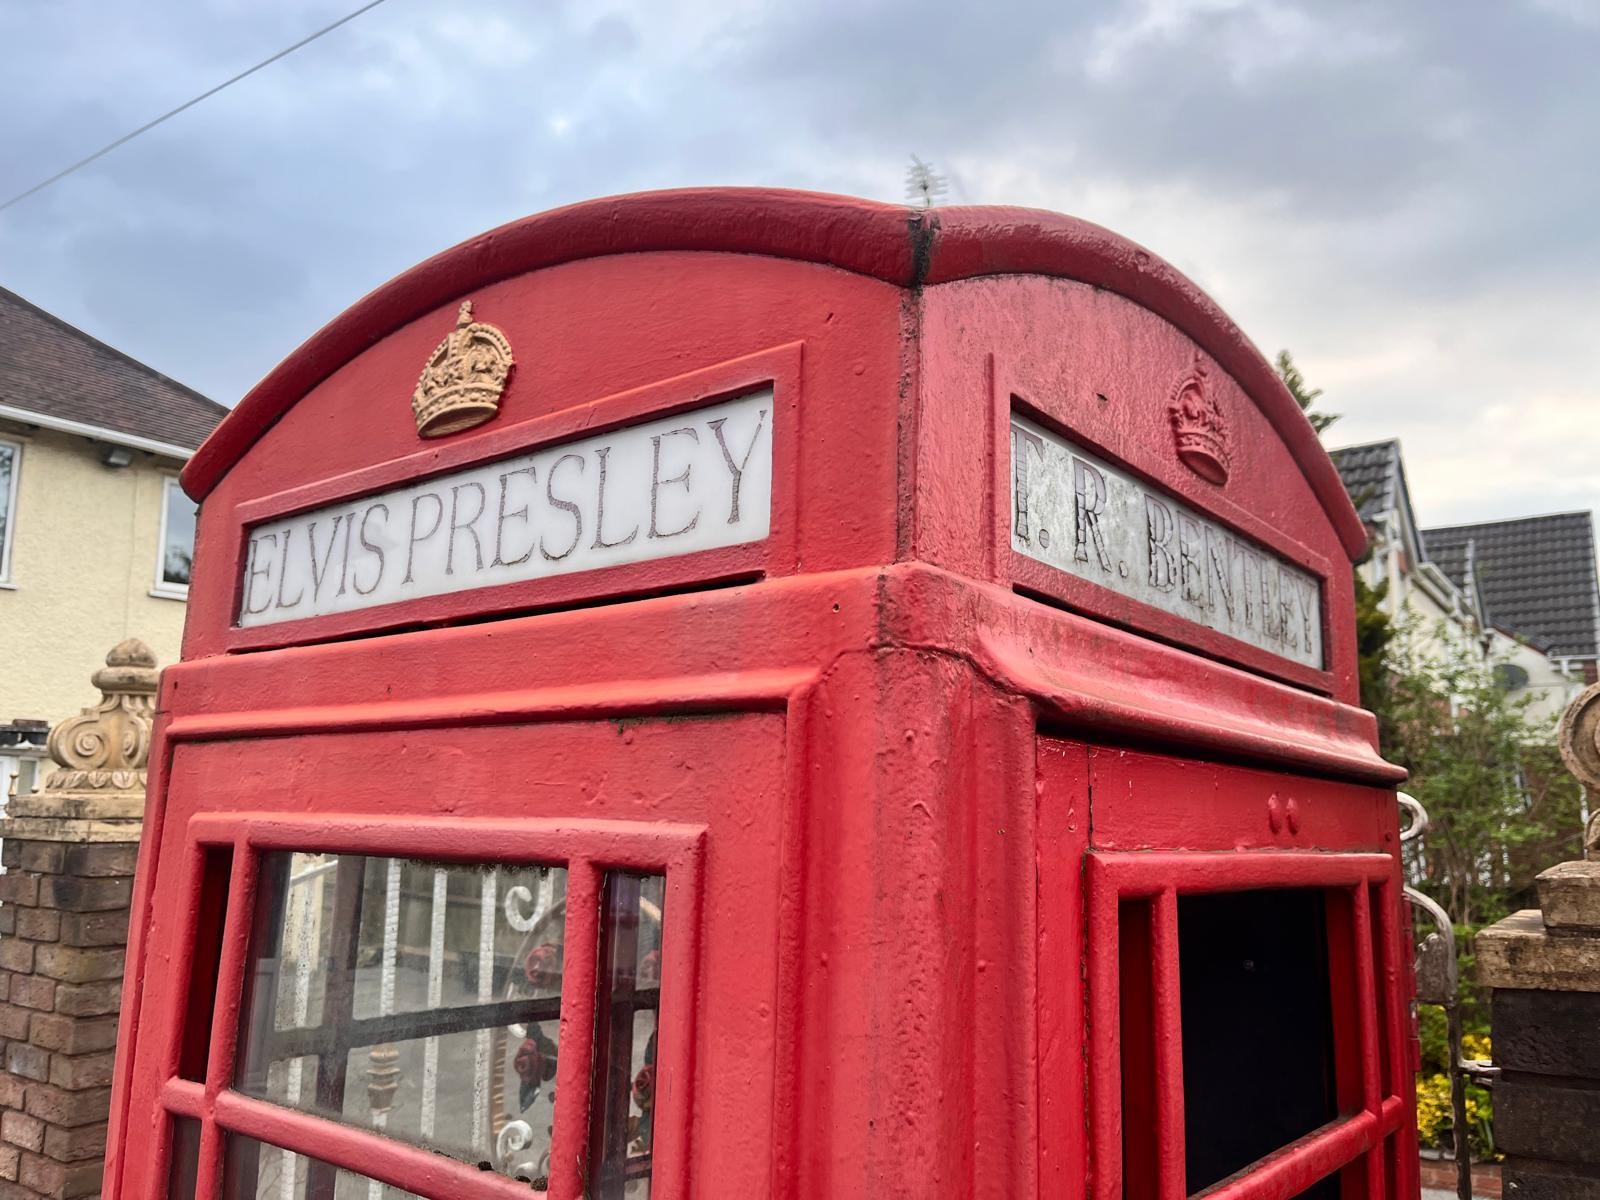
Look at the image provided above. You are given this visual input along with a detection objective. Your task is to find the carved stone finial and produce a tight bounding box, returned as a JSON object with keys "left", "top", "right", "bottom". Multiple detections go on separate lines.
{"left": 1557, "top": 682, "right": 1600, "bottom": 860}
{"left": 43, "top": 639, "right": 159, "bottom": 794}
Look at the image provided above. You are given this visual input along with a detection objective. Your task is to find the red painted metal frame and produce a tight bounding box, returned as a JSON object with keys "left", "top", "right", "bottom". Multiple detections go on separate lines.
{"left": 219, "top": 341, "right": 803, "bottom": 651}
{"left": 145, "top": 814, "right": 704, "bottom": 1200}
{"left": 1085, "top": 851, "right": 1410, "bottom": 1200}
{"left": 109, "top": 189, "right": 1418, "bottom": 1200}
{"left": 180, "top": 191, "right": 1366, "bottom": 567}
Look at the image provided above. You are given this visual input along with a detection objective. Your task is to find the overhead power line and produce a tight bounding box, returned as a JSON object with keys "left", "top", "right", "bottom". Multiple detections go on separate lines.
{"left": 0, "top": 0, "right": 392, "bottom": 214}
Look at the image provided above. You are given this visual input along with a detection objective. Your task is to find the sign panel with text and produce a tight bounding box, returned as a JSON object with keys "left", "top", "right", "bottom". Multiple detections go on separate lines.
{"left": 1011, "top": 414, "right": 1324, "bottom": 670}
{"left": 238, "top": 390, "right": 773, "bottom": 626}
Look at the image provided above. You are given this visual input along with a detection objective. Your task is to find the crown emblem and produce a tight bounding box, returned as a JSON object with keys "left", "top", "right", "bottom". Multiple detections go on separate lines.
{"left": 411, "top": 301, "right": 513, "bottom": 438}
{"left": 1167, "top": 355, "right": 1230, "bottom": 485}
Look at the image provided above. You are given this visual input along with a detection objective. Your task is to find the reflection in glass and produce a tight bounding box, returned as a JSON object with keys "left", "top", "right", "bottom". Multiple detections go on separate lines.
{"left": 590, "top": 872, "right": 666, "bottom": 1199}
{"left": 0, "top": 442, "right": 14, "bottom": 572}
{"left": 222, "top": 1135, "right": 424, "bottom": 1200}
{"left": 162, "top": 477, "right": 198, "bottom": 586}
{"left": 168, "top": 1116, "right": 202, "bottom": 1200}
{"left": 236, "top": 855, "right": 567, "bottom": 1187}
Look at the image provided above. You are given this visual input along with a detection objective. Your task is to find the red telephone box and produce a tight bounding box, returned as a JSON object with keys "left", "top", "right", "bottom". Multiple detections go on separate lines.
{"left": 107, "top": 189, "right": 1413, "bottom": 1200}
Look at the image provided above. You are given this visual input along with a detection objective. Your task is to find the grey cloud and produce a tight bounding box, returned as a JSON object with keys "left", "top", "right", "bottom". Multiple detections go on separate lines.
{"left": 0, "top": 0, "right": 1595, "bottom": 526}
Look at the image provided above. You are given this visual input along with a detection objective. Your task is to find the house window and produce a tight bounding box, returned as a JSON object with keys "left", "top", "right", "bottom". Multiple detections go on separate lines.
{"left": 159, "top": 476, "right": 198, "bottom": 592}
{"left": 0, "top": 438, "right": 19, "bottom": 583}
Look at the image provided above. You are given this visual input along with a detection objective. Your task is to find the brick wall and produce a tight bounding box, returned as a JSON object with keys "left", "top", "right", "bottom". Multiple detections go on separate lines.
{"left": 0, "top": 839, "right": 137, "bottom": 1200}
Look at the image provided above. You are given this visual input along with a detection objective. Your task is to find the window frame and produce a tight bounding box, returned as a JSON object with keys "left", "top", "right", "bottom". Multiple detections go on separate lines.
{"left": 0, "top": 436, "right": 22, "bottom": 586}
{"left": 156, "top": 813, "right": 705, "bottom": 1200}
{"left": 1085, "top": 850, "right": 1409, "bottom": 1200}
{"left": 154, "top": 473, "right": 196, "bottom": 599}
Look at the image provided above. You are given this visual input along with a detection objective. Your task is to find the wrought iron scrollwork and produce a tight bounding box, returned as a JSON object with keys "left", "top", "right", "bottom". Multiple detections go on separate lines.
{"left": 1399, "top": 790, "right": 1496, "bottom": 1200}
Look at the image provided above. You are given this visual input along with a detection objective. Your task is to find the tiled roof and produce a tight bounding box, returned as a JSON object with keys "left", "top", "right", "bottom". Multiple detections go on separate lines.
{"left": 1329, "top": 440, "right": 1400, "bottom": 524}
{"left": 1423, "top": 513, "right": 1600, "bottom": 660}
{"left": 0, "top": 286, "right": 225, "bottom": 453}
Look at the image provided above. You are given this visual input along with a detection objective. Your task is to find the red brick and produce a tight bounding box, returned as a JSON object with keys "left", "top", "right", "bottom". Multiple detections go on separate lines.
{"left": 0, "top": 942, "right": 34, "bottom": 976}
{"left": 0, "top": 909, "right": 14, "bottom": 938}
{"left": 0, "top": 1006, "right": 30, "bottom": 1042}
{"left": 0, "top": 975, "right": 10, "bottom": 1004}
{"left": 22, "top": 1084, "right": 110, "bottom": 1129}
{"left": 14, "top": 844, "right": 65, "bottom": 875}
{"left": 62, "top": 844, "right": 138, "bottom": 879}
{"left": 37, "top": 877, "right": 131, "bottom": 913}
{"left": 0, "top": 1145, "right": 16, "bottom": 1182}
{"left": 9, "top": 977, "right": 55, "bottom": 1014}
{"left": 52, "top": 983, "right": 117, "bottom": 1019}
{"left": 0, "top": 878, "right": 37, "bottom": 907}
{"left": 32, "top": 947, "right": 121, "bottom": 987}
{"left": 27, "top": 1016, "right": 117, "bottom": 1057}
{"left": 3, "top": 1044, "right": 49, "bottom": 1084}
{"left": 14, "top": 909, "right": 59, "bottom": 943}
{"left": 40, "top": 1121, "right": 104, "bottom": 1164}
{"left": 0, "top": 1112, "right": 41, "bottom": 1153}
{"left": 0, "top": 1074, "right": 27, "bottom": 1109}
{"left": 47, "top": 1051, "right": 115, "bottom": 1091}
{"left": 56, "top": 911, "right": 128, "bottom": 950}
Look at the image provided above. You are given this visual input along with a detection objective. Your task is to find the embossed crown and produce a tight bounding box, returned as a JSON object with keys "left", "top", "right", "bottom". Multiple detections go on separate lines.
{"left": 411, "top": 301, "right": 514, "bottom": 438}
{"left": 1167, "top": 357, "right": 1230, "bottom": 485}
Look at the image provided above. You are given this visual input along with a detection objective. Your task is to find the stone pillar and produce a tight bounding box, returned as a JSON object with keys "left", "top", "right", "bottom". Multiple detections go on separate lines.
{"left": 0, "top": 641, "right": 155, "bottom": 1200}
{"left": 1478, "top": 681, "right": 1600, "bottom": 1198}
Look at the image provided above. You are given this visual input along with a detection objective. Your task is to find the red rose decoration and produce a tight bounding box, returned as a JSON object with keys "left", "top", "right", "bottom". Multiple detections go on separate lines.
{"left": 523, "top": 942, "right": 561, "bottom": 990}
{"left": 514, "top": 1037, "right": 543, "bottom": 1083}
{"left": 632, "top": 1064, "right": 655, "bottom": 1108}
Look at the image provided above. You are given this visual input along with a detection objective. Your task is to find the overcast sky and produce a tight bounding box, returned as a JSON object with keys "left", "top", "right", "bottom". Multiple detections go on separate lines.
{"left": 2, "top": 0, "right": 1596, "bottom": 531}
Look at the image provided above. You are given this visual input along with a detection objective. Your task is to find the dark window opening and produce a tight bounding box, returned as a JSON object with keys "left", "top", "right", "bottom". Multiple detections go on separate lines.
{"left": 1179, "top": 889, "right": 1338, "bottom": 1194}
{"left": 180, "top": 847, "right": 233, "bottom": 1081}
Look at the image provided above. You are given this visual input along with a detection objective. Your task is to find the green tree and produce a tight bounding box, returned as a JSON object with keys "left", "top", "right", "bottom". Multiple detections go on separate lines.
{"left": 1389, "top": 623, "right": 1585, "bottom": 928}
{"left": 1277, "top": 349, "right": 1341, "bottom": 434}
{"left": 1353, "top": 573, "right": 1395, "bottom": 730}
{"left": 1278, "top": 351, "right": 1390, "bottom": 714}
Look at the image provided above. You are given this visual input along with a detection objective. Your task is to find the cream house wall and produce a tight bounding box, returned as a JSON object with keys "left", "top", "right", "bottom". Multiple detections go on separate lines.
{"left": 0, "top": 425, "right": 188, "bottom": 725}
{"left": 1488, "top": 628, "right": 1584, "bottom": 728}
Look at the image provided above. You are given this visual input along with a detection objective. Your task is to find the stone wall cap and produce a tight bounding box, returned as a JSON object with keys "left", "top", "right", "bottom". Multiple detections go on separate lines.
{"left": 1480, "top": 908, "right": 1600, "bottom": 993}
{"left": 1536, "top": 859, "right": 1600, "bottom": 933}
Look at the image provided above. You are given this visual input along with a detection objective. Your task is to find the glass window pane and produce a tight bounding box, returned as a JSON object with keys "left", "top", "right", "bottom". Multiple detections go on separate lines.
{"left": 162, "top": 478, "right": 197, "bottom": 586}
{"left": 222, "top": 1135, "right": 425, "bottom": 1200}
{"left": 168, "top": 1116, "right": 202, "bottom": 1200}
{"left": 0, "top": 441, "right": 16, "bottom": 573}
{"left": 236, "top": 854, "right": 567, "bottom": 1187}
{"left": 590, "top": 872, "right": 665, "bottom": 1199}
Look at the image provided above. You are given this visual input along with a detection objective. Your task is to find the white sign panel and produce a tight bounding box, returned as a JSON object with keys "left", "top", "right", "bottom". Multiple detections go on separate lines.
{"left": 1011, "top": 415, "right": 1324, "bottom": 670}
{"left": 238, "top": 390, "right": 773, "bottom": 626}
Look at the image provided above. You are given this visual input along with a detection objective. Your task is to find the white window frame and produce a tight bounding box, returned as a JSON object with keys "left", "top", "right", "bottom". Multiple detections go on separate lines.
{"left": 152, "top": 474, "right": 194, "bottom": 600}
{"left": 0, "top": 437, "right": 21, "bottom": 588}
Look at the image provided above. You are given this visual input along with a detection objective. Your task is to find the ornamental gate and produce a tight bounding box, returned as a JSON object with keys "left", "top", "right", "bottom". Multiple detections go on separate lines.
{"left": 105, "top": 189, "right": 1414, "bottom": 1200}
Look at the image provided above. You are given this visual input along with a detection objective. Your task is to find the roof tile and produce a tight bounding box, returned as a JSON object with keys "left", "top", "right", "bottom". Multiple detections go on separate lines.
{"left": 0, "top": 286, "right": 226, "bottom": 452}
{"left": 1423, "top": 513, "right": 1600, "bottom": 659}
